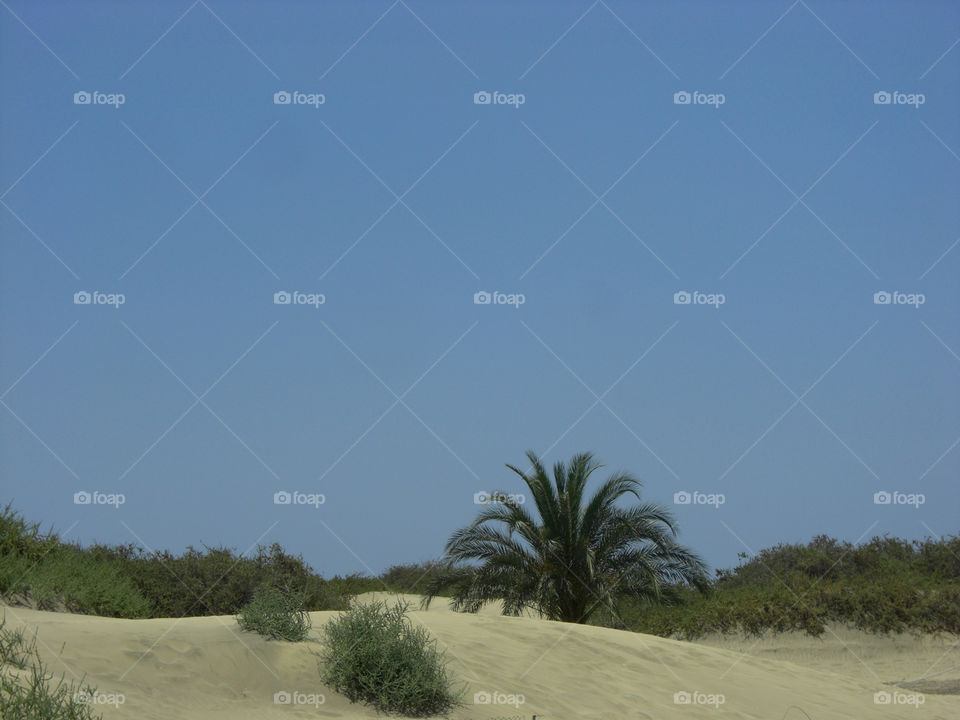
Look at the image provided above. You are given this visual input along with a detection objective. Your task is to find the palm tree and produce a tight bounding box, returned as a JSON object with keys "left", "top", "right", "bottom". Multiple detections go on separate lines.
{"left": 422, "top": 450, "right": 708, "bottom": 624}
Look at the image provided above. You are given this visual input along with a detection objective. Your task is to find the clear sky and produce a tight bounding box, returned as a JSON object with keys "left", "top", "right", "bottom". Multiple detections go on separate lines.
{"left": 1, "top": 1, "right": 958, "bottom": 579}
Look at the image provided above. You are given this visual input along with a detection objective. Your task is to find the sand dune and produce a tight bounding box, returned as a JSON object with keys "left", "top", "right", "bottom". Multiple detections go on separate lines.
{"left": 694, "top": 624, "right": 960, "bottom": 697}
{"left": 2, "top": 593, "right": 956, "bottom": 719}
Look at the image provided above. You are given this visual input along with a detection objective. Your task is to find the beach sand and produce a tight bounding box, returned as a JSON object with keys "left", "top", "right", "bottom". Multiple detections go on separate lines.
{"left": 2, "top": 592, "right": 957, "bottom": 719}
{"left": 693, "top": 623, "right": 960, "bottom": 696}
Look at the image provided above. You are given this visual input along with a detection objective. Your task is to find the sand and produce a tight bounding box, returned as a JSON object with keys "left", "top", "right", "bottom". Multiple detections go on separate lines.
{"left": 2, "top": 592, "right": 957, "bottom": 719}
{"left": 693, "top": 624, "right": 960, "bottom": 696}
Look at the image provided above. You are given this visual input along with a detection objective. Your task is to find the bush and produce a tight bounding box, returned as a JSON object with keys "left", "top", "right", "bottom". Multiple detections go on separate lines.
{"left": 319, "top": 600, "right": 462, "bottom": 716}
{"left": 607, "top": 534, "right": 960, "bottom": 639}
{"left": 0, "top": 504, "right": 60, "bottom": 564}
{"left": 380, "top": 561, "right": 451, "bottom": 594}
{"left": 325, "top": 573, "right": 382, "bottom": 601}
{"left": 237, "top": 585, "right": 311, "bottom": 641}
{"left": 0, "top": 502, "right": 350, "bottom": 619}
{"left": 92, "top": 542, "right": 337, "bottom": 618}
{"left": 0, "top": 617, "right": 102, "bottom": 720}
{"left": 0, "top": 507, "right": 151, "bottom": 618}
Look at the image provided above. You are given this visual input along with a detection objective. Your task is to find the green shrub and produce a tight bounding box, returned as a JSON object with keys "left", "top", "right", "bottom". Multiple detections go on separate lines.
{"left": 324, "top": 573, "right": 382, "bottom": 601}
{"left": 27, "top": 547, "right": 151, "bottom": 617}
{"left": 0, "top": 504, "right": 61, "bottom": 564}
{"left": 94, "top": 542, "right": 337, "bottom": 617}
{"left": 0, "top": 507, "right": 151, "bottom": 618}
{"left": 237, "top": 585, "right": 311, "bottom": 641}
{"left": 603, "top": 534, "right": 960, "bottom": 639}
{"left": 0, "top": 503, "right": 345, "bottom": 619}
{"left": 318, "top": 600, "right": 462, "bottom": 716}
{"left": 0, "top": 617, "right": 103, "bottom": 720}
{"left": 380, "top": 560, "right": 454, "bottom": 594}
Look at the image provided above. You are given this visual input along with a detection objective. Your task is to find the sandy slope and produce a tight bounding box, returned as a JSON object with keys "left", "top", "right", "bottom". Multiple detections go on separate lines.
{"left": 693, "top": 624, "right": 960, "bottom": 696}
{"left": 2, "top": 593, "right": 957, "bottom": 719}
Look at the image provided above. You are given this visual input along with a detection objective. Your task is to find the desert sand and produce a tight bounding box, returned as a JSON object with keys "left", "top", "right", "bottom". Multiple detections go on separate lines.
{"left": 3, "top": 592, "right": 957, "bottom": 719}
{"left": 694, "top": 624, "right": 960, "bottom": 697}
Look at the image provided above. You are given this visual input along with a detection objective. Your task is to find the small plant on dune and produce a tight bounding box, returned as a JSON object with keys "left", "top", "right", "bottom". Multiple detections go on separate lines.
{"left": 237, "top": 585, "right": 311, "bottom": 641}
{"left": 318, "top": 599, "right": 462, "bottom": 716}
{"left": 0, "top": 617, "right": 103, "bottom": 720}
{"left": 0, "top": 619, "right": 30, "bottom": 670}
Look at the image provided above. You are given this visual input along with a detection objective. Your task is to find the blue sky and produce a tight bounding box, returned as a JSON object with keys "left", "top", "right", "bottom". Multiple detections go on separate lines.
{"left": 1, "top": 0, "right": 958, "bottom": 580}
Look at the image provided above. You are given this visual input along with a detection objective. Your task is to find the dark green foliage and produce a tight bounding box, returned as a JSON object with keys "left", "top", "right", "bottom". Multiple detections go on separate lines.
{"left": 423, "top": 451, "right": 709, "bottom": 623}
{"left": 3, "top": 502, "right": 955, "bottom": 640}
{"left": 380, "top": 561, "right": 461, "bottom": 594}
{"left": 0, "top": 504, "right": 342, "bottom": 618}
{"left": 323, "top": 573, "right": 383, "bottom": 601}
{"left": 597, "top": 534, "right": 960, "bottom": 639}
{"left": 105, "top": 542, "right": 334, "bottom": 617}
{"left": 0, "top": 506, "right": 150, "bottom": 618}
{"left": 0, "top": 505, "right": 60, "bottom": 564}
{"left": 318, "top": 600, "right": 462, "bottom": 716}
{"left": 237, "top": 585, "right": 312, "bottom": 641}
